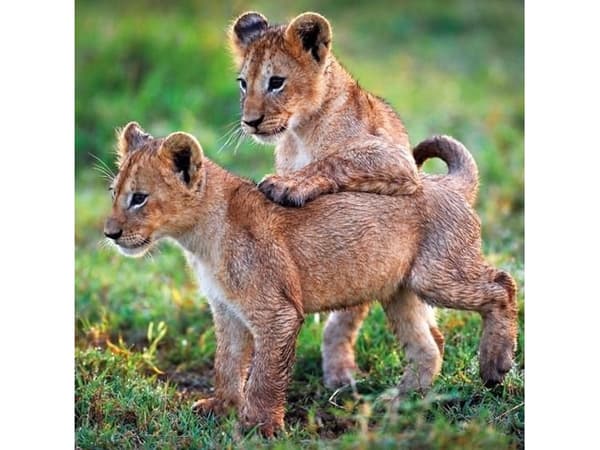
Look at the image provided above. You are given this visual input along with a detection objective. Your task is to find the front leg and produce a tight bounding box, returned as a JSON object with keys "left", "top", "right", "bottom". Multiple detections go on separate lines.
{"left": 240, "top": 304, "right": 303, "bottom": 437}
{"left": 192, "top": 301, "right": 253, "bottom": 416}
{"left": 259, "top": 138, "right": 420, "bottom": 206}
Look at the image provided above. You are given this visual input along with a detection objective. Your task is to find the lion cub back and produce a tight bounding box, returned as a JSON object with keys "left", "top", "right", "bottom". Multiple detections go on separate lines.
{"left": 279, "top": 192, "right": 422, "bottom": 312}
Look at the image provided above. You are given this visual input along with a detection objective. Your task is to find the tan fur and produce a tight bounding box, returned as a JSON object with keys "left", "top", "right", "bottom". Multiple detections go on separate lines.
{"left": 229, "top": 12, "right": 418, "bottom": 205}
{"left": 104, "top": 124, "right": 517, "bottom": 436}
{"left": 229, "top": 12, "right": 467, "bottom": 392}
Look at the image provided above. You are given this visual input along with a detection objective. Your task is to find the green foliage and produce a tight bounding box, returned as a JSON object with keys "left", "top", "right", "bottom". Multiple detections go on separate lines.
{"left": 76, "top": 0, "right": 523, "bottom": 448}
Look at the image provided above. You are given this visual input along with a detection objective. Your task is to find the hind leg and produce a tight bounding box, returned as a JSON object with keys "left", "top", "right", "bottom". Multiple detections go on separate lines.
{"left": 478, "top": 271, "right": 518, "bottom": 386}
{"left": 322, "top": 304, "right": 370, "bottom": 389}
{"left": 411, "top": 265, "right": 518, "bottom": 387}
{"left": 382, "top": 287, "right": 444, "bottom": 393}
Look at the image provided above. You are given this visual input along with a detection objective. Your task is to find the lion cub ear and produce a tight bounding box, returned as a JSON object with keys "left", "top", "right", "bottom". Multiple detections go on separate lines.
{"left": 285, "top": 12, "right": 331, "bottom": 64}
{"left": 117, "top": 121, "right": 153, "bottom": 164}
{"left": 229, "top": 12, "right": 269, "bottom": 65}
{"left": 159, "top": 132, "right": 204, "bottom": 187}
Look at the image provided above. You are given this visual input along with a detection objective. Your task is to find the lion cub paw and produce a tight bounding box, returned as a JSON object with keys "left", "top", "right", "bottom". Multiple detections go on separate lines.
{"left": 240, "top": 406, "right": 284, "bottom": 438}
{"left": 323, "top": 365, "right": 358, "bottom": 390}
{"left": 191, "top": 396, "right": 236, "bottom": 417}
{"left": 258, "top": 174, "right": 320, "bottom": 207}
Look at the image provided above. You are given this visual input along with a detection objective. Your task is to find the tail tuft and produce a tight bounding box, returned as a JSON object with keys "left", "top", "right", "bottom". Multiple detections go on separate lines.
{"left": 413, "top": 135, "right": 479, "bottom": 206}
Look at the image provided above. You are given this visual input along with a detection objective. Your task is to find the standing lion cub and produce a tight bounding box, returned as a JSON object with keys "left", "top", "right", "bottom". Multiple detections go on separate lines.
{"left": 228, "top": 11, "right": 478, "bottom": 393}
{"left": 104, "top": 122, "right": 517, "bottom": 436}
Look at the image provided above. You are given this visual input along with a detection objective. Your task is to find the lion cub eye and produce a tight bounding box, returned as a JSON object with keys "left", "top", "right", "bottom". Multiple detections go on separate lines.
{"left": 237, "top": 77, "right": 247, "bottom": 93}
{"left": 129, "top": 192, "right": 148, "bottom": 209}
{"left": 268, "top": 76, "right": 285, "bottom": 92}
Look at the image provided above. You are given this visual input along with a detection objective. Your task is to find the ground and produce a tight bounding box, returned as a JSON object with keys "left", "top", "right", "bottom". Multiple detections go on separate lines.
{"left": 75, "top": 0, "right": 524, "bottom": 448}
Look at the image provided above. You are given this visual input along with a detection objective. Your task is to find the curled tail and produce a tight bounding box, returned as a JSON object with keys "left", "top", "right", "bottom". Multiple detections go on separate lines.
{"left": 413, "top": 135, "right": 479, "bottom": 206}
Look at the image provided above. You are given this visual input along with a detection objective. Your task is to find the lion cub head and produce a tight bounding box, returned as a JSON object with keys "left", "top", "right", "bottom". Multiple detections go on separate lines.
{"left": 104, "top": 122, "right": 205, "bottom": 257}
{"left": 229, "top": 11, "right": 332, "bottom": 143}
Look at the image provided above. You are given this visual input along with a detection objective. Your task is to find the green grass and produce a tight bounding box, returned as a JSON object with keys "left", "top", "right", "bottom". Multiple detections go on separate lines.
{"left": 75, "top": 0, "right": 524, "bottom": 448}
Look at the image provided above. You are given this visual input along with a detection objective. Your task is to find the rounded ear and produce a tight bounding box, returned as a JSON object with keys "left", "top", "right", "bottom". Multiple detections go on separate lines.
{"left": 159, "top": 132, "right": 204, "bottom": 186}
{"left": 229, "top": 12, "right": 268, "bottom": 65}
{"left": 285, "top": 12, "right": 331, "bottom": 64}
{"left": 117, "top": 121, "right": 152, "bottom": 162}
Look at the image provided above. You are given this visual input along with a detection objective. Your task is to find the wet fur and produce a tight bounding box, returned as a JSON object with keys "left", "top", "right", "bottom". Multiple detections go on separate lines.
{"left": 105, "top": 124, "right": 518, "bottom": 436}
{"left": 230, "top": 12, "right": 482, "bottom": 392}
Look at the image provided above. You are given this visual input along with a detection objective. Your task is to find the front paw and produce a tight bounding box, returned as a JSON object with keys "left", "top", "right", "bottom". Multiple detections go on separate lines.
{"left": 240, "top": 406, "right": 284, "bottom": 438}
{"left": 323, "top": 364, "right": 358, "bottom": 390}
{"left": 191, "top": 396, "right": 236, "bottom": 417}
{"left": 258, "top": 175, "right": 319, "bottom": 207}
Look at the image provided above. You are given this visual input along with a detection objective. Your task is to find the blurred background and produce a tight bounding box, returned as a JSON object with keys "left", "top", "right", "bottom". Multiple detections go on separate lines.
{"left": 75, "top": 0, "right": 523, "bottom": 447}
{"left": 76, "top": 0, "right": 523, "bottom": 250}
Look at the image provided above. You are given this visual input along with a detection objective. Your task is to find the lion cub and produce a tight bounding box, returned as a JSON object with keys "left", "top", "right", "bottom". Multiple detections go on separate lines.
{"left": 230, "top": 11, "right": 423, "bottom": 205}
{"left": 228, "top": 11, "right": 476, "bottom": 392}
{"left": 104, "top": 122, "right": 517, "bottom": 436}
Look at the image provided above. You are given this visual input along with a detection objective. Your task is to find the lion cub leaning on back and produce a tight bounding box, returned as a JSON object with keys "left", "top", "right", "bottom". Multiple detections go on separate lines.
{"left": 104, "top": 122, "right": 517, "bottom": 437}
{"left": 229, "top": 11, "right": 479, "bottom": 392}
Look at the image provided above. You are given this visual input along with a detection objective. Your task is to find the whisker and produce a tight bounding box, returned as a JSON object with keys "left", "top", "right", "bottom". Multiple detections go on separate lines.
{"left": 217, "top": 120, "right": 240, "bottom": 136}
{"left": 231, "top": 128, "right": 246, "bottom": 154}
{"left": 144, "top": 251, "right": 155, "bottom": 263}
{"left": 217, "top": 125, "right": 241, "bottom": 153}
{"left": 233, "top": 128, "right": 254, "bottom": 155}
{"left": 93, "top": 163, "right": 115, "bottom": 182}
{"left": 146, "top": 242, "right": 163, "bottom": 262}
{"left": 91, "top": 160, "right": 112, "bottom": 175}
{"left": 97, "top": 238, "right": 114, "bottom": 251}
{"left": 89, "top": 153, "right": 116, "bottom": 178}
{"left": 216, "top": 120, "right": 241, "bottom": 139}
{"left": 233, "top": 129, "right": 249, "bottom": 155}
{"left": 216, "top": 114, "right": 249, "bottom": 154}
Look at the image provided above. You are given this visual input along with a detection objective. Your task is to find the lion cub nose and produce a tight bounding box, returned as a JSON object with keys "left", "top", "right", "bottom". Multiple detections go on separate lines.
{"left": 104, "top": 229, "right": 123, "bottom": 240}
{"left": 243, "top": 115, "right": 264, "bottom": 128}
{"left": 104, "top": 218, "right": 123, "bottom": 240}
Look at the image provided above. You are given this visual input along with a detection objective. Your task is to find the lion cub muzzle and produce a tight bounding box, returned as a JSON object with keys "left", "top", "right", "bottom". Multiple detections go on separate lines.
{"left": 103, "top": 217, "right": 123, "bottom": 241}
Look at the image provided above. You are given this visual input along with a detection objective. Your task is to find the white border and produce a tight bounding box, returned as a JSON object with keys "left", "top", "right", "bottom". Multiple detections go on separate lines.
{"left": 3, "top": 0, "right": 600, "bottom": 447}
{"left": 526, "top": 0, "right": 600, "bottom": 447}
{"left": 0, "top": 1, "right": 74, "bottom": 448}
